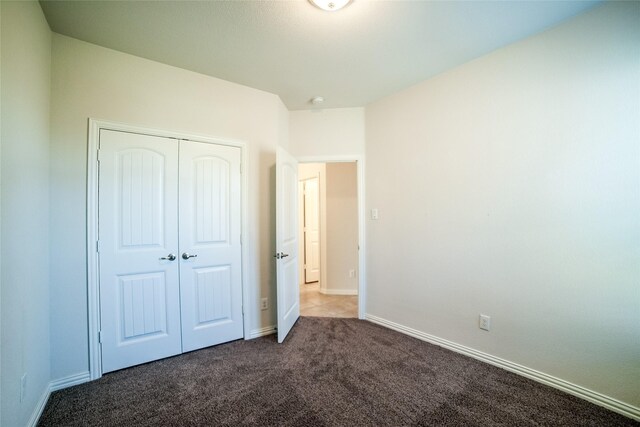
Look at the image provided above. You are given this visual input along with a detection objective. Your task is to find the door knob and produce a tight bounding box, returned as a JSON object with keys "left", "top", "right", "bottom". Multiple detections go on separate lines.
{"left": 274, "top": 252, "right": 289, "bottom": 259}
{"left": 182, "top": 253, "right": 198, "bottom": 260}
{"left": 160, "top": 254, "right": 176, "bottom": 261}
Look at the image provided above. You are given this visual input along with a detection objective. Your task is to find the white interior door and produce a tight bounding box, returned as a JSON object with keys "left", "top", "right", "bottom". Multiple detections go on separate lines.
{"left": 98, "top": 129, "right": 182, "bottom": 373}
{"left": 276, "top": 146, "right": 300, "bottom": 343}
{"left": 303, "top": 177, "right": 320, "bottom": 283}
{"left": 178, "top": 140, "right": 243, "bottom": 352}
{"left": 298, "top": 182, "right": 305, "bottom": 285}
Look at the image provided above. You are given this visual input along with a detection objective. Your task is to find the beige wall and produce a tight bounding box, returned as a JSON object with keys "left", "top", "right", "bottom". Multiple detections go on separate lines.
{"left": 289, "top": 107, "right": 365, "bottom": 158}
{"left": 49, "top": 34, "right": 289, "bottom": 380}
{"left": 365, "top": 2, "right": 640, "bottom": 408}
{"left": 1, "top": 2, "right": 52, "bottom": 425}
{"left": 326, "top": 162, "right": 358, "bottom": 294}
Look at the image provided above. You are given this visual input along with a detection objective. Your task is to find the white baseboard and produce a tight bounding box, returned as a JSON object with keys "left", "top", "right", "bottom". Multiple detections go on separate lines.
{"left": 50, "top": 371, "right": 91, "bottom": 392}
{"left": 28, "top": 371, "right": 92, "bottom": 426}
{"left": 319, "top": 289, "right": 358, "bottom": 296}
{"left": 249, "top": 325, "right": 276, "bottom": 339}
{"left": 27, "top": 384, "right": 51, "bottom": 427}
{"left": 365, "top": 314, "right": 640, "bottom": 421}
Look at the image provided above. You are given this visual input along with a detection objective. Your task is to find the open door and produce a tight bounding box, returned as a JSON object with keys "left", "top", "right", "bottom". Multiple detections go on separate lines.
{"left": 276, "top": 146, "right": 300, "bottom": 343}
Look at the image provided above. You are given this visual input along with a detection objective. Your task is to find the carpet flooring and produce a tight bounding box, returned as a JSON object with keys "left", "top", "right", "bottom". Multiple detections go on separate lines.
{"left": 39, "top": 317, "right": 636, "bottom": 426}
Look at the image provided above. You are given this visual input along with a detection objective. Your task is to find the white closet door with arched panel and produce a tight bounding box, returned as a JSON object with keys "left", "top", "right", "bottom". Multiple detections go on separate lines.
{"left": 98, "top": 129, "right": 182, "bottom": 373}
{"left": 98, "top": 129, "right": 244, "bottom": 373}
{"left": 178, "top": 140, "right": 243, "bottom": 352}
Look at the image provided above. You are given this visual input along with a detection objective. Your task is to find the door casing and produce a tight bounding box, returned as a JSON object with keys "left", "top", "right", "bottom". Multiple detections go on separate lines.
{"left": 87, "top": 119, "right": 249, "bottom": 380}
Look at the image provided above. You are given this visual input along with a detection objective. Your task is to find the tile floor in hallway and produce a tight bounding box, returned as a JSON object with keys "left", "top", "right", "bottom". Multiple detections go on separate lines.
{"left": 300, "top": 282, "right": 358, "bottom": 318}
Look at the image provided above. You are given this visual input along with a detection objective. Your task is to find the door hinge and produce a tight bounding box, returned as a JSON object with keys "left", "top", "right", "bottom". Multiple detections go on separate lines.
{"left": 98, "top": 331, "right": 102, "bottom": 343}
{"left": 240, "top": 163, "right": 242, "bottom": 174}
{"left": 96, "top": 240, "right": 101, "bottom": 253}
{"left": 97, "top": 149, "right": 102, "bottom": 162}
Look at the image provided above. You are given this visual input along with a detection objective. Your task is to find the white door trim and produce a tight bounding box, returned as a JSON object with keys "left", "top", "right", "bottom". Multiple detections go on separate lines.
{"left": 296, "top": 156, "right": 366, "bottom": 319}
{"left": 87, "top": 118, "right": 250, "bottom": 380}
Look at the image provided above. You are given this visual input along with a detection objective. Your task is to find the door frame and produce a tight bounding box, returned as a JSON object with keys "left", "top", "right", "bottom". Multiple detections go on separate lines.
{"left": 86, "top": 118, "right": 250, "bottom": 380}
{"left": 297, "top": 155, "right": 366, "bottom": 319}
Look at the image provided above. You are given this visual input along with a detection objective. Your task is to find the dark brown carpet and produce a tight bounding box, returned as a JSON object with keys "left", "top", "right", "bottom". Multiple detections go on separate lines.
{"left": 39, "top": 317, "right": 636, "bottom": 426}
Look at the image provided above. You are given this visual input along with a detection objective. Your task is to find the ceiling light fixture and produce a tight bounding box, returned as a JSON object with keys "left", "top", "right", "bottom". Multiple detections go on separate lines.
{"left": 311, "top": 96, "right": 325, "bottom": 105}
{"left": 309, "top": 0, "right": 352, "bottom": 12}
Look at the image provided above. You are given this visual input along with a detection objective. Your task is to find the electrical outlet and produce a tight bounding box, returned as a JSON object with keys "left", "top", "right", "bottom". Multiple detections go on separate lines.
{"left": 261, "top": 298, "right": 268, "bottom": 311}
{"left": 349, "top": 269, "right": 356, "bottom": 278}
{"left": 20, "top": 373, "right": 27, "bottom": 402}
{"left": 371, "top": 208, "right": 379, "bottom": 220}
{"left": 479, "top": 314, "right": 491, "bottom": 331}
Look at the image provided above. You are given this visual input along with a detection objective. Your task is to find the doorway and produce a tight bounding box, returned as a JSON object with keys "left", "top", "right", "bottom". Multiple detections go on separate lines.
{"left": 298, "top": 162, "right": 359, "bottom": 318}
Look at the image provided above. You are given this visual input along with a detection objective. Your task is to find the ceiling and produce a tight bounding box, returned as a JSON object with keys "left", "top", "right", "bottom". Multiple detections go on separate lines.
{"left": 40, "top": 0, "right": 599, "bottom": 110}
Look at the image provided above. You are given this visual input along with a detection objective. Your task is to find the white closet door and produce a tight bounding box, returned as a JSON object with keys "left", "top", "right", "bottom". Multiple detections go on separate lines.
{"left": 99, "top": 129, "right": 182, "bottom": 373}
{"left": 178, "top": 140, "right": 243, "bottom": 352}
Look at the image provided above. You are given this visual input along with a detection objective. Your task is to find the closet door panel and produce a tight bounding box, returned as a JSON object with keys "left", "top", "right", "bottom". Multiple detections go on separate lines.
{"left": 98, "top": 129, "right": 182, "bottom": 373}
{"left": 179, "top": 140, "right": 243, "bottom": 352}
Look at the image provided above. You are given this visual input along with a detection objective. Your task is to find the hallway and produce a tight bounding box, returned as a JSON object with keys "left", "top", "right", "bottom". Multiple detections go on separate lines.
{"left": 299, "top": 283, "right": 357, "bottom": 318}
